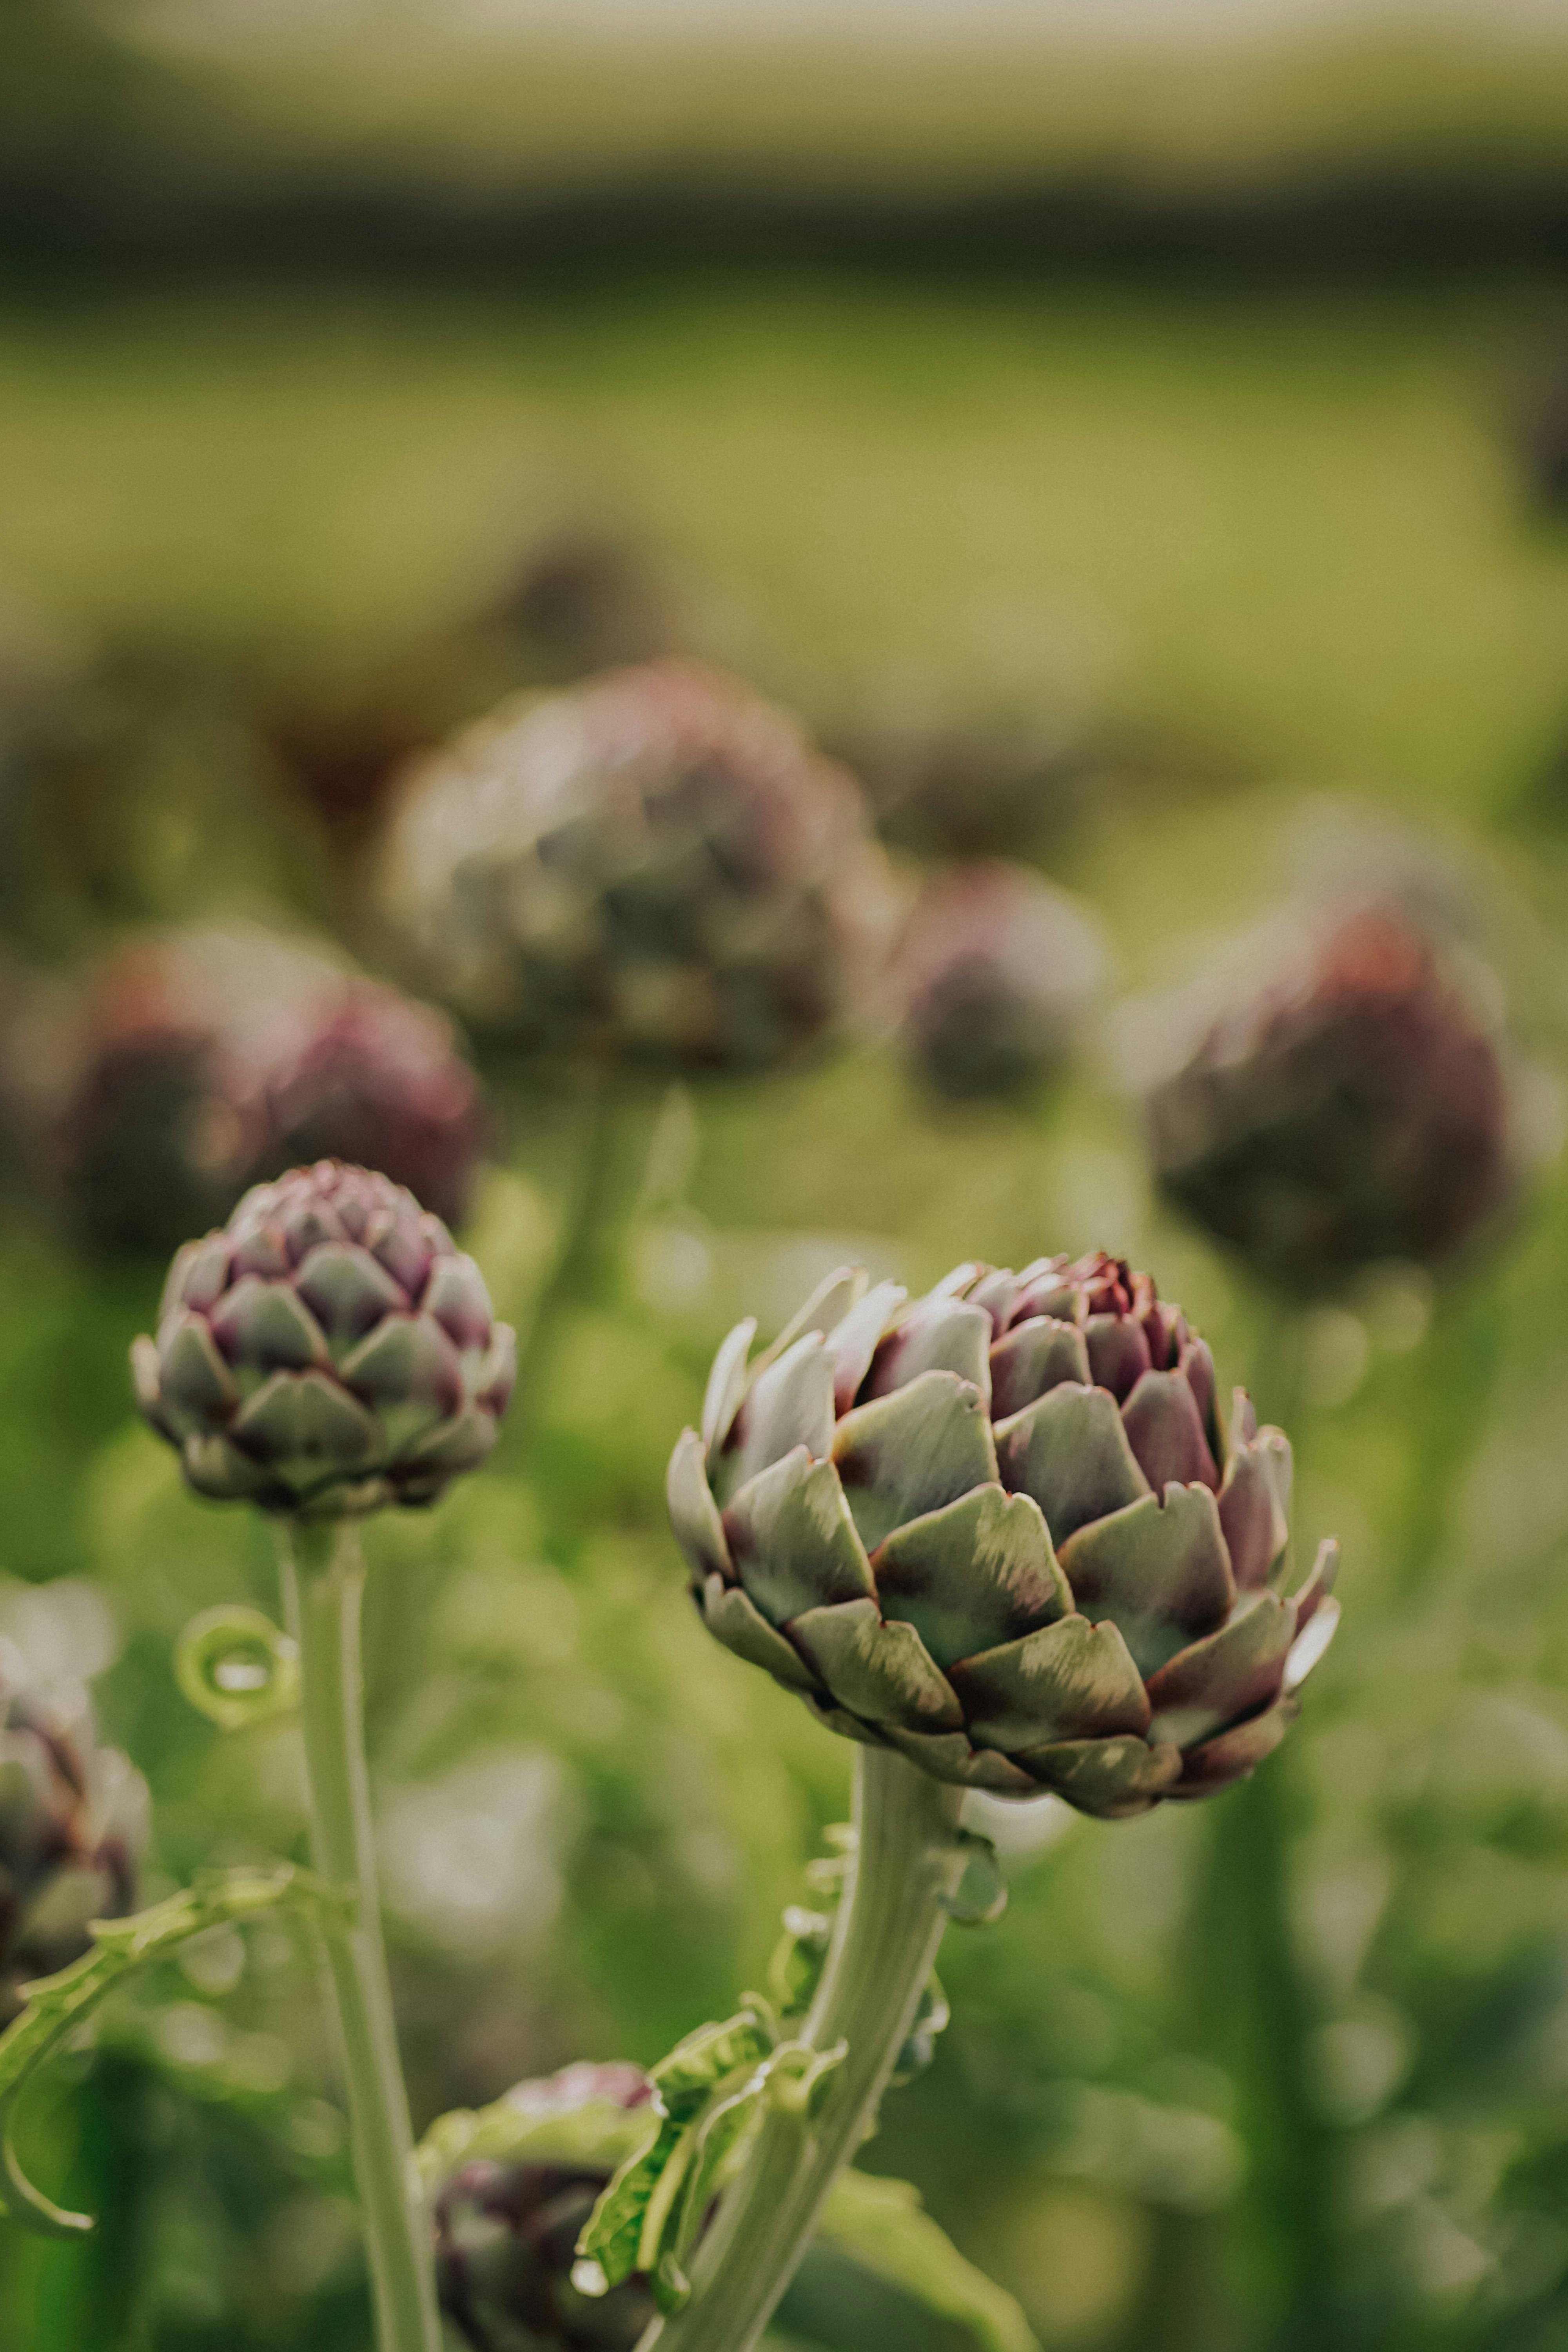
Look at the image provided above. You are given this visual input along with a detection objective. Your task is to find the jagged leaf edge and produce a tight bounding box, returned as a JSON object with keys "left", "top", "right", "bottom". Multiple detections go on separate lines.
{"left": 576, "top": 2008, "right": 775, "bottom": 2294}
{"left": 0, "top": 1866, "right": 342, "bottom": 2237}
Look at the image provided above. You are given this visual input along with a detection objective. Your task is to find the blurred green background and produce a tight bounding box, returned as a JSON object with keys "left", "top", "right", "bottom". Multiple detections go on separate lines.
{"left": 7, "top": 4, "right": 1568, "bottom": 2348}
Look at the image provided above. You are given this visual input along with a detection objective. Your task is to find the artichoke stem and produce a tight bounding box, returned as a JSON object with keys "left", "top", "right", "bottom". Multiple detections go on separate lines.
{"left": 642, "top": 1747, "right": 967, "bottom": 2352}
{"left": 281, "top": 1521, "right": 441, "bottom": 2352}
{"left": 510, "top": 1065, "right": 646, "bottom": 1428}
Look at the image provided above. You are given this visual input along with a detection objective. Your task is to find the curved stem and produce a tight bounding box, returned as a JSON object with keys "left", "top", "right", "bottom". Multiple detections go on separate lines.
{"left": 281, "top": 1521, "right": 440, "bottom": 2352}
{"left": 642, "top": 1748, "right": 966, "bottom": 2352}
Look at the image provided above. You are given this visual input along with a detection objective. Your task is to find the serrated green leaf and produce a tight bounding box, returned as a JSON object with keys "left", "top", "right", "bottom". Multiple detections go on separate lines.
{"left": 578, "top": 2114, "right": 686, "bottom": 2292}
{"left": 819, "top": 2171, "right": 1040, "bottom": 2352}
{"left": 0, "top": 1867, "right": 341, "bottom": 2237}
{"left": 578, "top": 2006, "right": 777, "bottom": 2294}
{"left": 668, "top": 2074, "right": 769, "bottom": 2281}
{"left": 651, "top": 2008, "right": 773, "bottom": 2123}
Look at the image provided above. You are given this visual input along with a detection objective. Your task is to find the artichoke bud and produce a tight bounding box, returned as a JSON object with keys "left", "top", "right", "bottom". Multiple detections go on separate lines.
{"left": 432, "top": 2063, "right": 658, "bottom": 2352}
{"left": 132, "top": 1160, "right": 515, "bottom": 1520}
{"left": 60, "top": 922, "right": 485, "bottom": 1256}
{"left": 1142, "top": 902, "right": 1524, "bottom": 1291}
{"left": 370, "top": 660, "right": 902, "bottom": 1073}
{"left": 670, "top": 1252, "right": 1339, "bottom": 1819}
{"left": 0, "top": 1642, "right": 149, "bottom": 2023}
{"left": 893, "top": 860, "right": 1105, "bottom": 1102}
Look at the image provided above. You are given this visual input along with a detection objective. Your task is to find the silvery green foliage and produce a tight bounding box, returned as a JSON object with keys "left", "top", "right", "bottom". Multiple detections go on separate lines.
{"left": 371, "top": 661, "right": 901, "bottom": 1072}
{"left": 132, "top": 1161, "right": 515, "bottom": 1519}
{"left": 0, "top": 1642, "right": 148, "bottom": 2024}
{"left": 671, "top": 1253, "right": 1338, "bottom": 1819}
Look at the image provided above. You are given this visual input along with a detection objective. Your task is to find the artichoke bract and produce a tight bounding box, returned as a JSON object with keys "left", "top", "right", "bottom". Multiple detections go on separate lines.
{"left": 370, "top": 660, "right": 900, "bottom": 1072}
{"left": 132, "top": 1161, "right": 515, "bottom": 1519}
{"left": 433, "top": 2063, "right": 657, "bottom": 2352}
{"left": 1142, "top": 905, "right": 1521, "bottom": 1292}
{"left": 0, "top": 1644, "right": 149, "bottom": 2022}
{"left": 893, "top": 860, "right": 1105, "bottom": 1101}
{"left": 61, "top": 923, "right": 484, "bottom": 1254}
{"left": 670, "top": 1253, "right": 1338, "bottom": 1819}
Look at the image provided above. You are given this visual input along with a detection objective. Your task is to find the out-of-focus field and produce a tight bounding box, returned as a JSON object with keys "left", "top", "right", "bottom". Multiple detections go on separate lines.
{"left": 5, "top": 249, "right": 1568, "bottom": 2350}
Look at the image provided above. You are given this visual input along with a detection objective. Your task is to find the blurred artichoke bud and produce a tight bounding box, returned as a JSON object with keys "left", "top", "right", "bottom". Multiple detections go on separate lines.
{"left": 670, "top": 1254, "right": 1338, "bottom": 1819}
{"left": 1142, "top": 904, "right": 1524, "bottom": 1292}
{"left": 433, "top": 2063, "right": 657, "bottom": 2352}
{"left": 58, "top": 923, "right": 483, "bottom": 1255}
{"left": 370, "top": 661, "right": 901, "bottom": 1072}
{"left": 132, "top": 1161, "right": 515, "bottom": 1519}
{"left": 0, "top": 1642, "right": 149, "bottom": 2022}
{"left": 893, "top": 860, "right": 1105, "bottom": 1100}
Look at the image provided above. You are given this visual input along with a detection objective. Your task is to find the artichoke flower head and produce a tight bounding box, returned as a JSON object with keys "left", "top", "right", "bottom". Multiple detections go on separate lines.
{"left": 370, "top": 660, "right": 900, "bottom": 1073}
{"left": 671, "top": 1252, "right": 1338, "bottom": 1819}
{"left": 0, "top": 1640, "right": 149, "bottom": 2022}
{"left": 133, "top": 1161, "right": 515, "bottom": 1519}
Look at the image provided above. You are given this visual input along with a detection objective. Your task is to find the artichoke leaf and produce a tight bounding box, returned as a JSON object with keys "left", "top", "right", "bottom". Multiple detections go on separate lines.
{"left": 833, "top": 1371, "right": 998, "bottom": 1553}
{"left": 994, "top": 1383, "right": 1150, "bottom": 1547}
{"left": 789, "top": 1599, "right": 963, "bottom": 1733}
{"left": 1144, "top": 1589, "right": 1298, "bottom": 1750}
{"left": 872, "top": 1485, "right": 1071, "bottom": 1668}
{"left": 723, "top": 1448, "right": 876, "bottom": 1624}
{"left": 1057, "top": 1485, "right": 1235, "bottom": 1678}
{"left": 949, "top": 1615, "right": 1150, "bottom": 1750}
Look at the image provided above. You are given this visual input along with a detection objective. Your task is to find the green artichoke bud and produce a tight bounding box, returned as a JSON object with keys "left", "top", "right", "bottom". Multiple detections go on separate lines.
{"left": 433, "top": 2063, "right": 658, "bottom": 2352}
{"left": 670, "top": 1252, "right": 1338, "bottom": 1819}
{"left": 370, "top": 660, "right": 900, "bottom": 1072}
{"left": 132, "top": 1160, "right": 515, "bottom": 1518}
{"left": 1142, "top": 904, "right": 1521, "bottom": 1292}
{"left": 893, "top": 860, "right": 1104, "bottom": 1101}
{"left": 0, "top": 1643, "right": 149, "bottom": 2022}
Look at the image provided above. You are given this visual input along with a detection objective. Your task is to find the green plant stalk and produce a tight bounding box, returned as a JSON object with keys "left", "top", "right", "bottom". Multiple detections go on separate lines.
{"left": 281, "top": 1521, "right": 440, "bottom": 2352}
{"left": 1209, "top": 1301, "right": 1338, "bottom": 2335}
{"left": 643, "top": 1748, "right": 966, "bottom": 2352}
{"left": 509, "top": 1066, "right": 660, "bottom": 1430}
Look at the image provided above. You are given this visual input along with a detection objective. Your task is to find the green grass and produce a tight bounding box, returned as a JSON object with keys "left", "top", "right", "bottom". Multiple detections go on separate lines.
{"left": 2, "top": 275, "right": 1565, "bottom": 844}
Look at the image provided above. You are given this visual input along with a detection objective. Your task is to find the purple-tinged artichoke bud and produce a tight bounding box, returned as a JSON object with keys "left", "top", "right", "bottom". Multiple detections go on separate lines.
{"left": 433, "top": 2064, "right": 657, "bottom": 2352}
{"left": 370, "top": 661, "right": 901, "bottom": 1073}
{"left": 59, "top": 923, "right": 484, "bottom": 1254}
{"left": 131, "top": 1161, "right": 515, "bottom": 1519}
{"left": 670, "top": 1254, "right": 1338, "bottom": 1819}
{"left": 893, "top": 860, "right": 1104, "bottom": 1101}
{"left": 1142, "top": 905, "right": 1523, "bottom": 1293}
{"left": 0, "top": 1642, "right": 149, "bottom": 2023}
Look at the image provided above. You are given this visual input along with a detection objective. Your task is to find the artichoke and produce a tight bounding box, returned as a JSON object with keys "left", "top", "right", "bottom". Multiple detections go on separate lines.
{"left": 60, "top": 922, "right": 484, "bottom": 1253}
{"left": 0, "top": 1644, "right": 149, "bottom": 2022}
{"left": 669, "top": 1253, "right": 1338, "bottom": 1819}
{"left": 433, "top": 2063, "right": 658, "bottom": 2352}
{"left": 893, "top": 860, "right": 1104, "bottom": 1101}
{"left": 132, "top": 1161, "right": 515, "bottom": 1518}
{"left": 370, "top": 660, "right": 900, "bottom": 1072}
{"left": 1143, "top": 904, "right": 1520, "bottom": 1291}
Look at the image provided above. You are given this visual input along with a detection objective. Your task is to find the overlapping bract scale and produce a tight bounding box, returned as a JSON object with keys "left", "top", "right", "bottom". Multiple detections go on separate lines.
{"left": 669, "top": 1251, "right": 1338, "bottom": 1818}
{"left": 132, "top": 1161, "right": 515, "bottom": 1519}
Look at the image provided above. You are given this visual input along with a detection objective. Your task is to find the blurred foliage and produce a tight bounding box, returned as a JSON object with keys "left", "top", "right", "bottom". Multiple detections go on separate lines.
{"left": 6, "top": 39, "right": 1568, "bottom": 2347}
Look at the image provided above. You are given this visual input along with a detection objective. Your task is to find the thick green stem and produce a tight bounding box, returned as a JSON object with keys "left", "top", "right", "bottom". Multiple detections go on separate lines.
{"left": 280, "top": 1521, "right": 440, "bottom": 2352}
{"left": 509, "top": 1068, "right": 645, "bottom": 1430}
{"left": 642, "top": 1748, "right": 966, "bottom": 2352}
